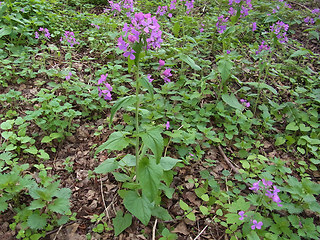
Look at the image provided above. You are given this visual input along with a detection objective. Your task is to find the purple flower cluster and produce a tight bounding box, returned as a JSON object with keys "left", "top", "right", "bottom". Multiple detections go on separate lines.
{"left": 35, "top": 27, "right": 51, "bottom": 39}
{"left": 304, "top": 8, "right": 320, "bottom": 25}
{"left": 238, "top": 211, "right": 263, "bottom": 230}
{"left": 162, "top": 68, "right": 172, "bottom": 83}
{"left": 270, "top": 21, "right": 289, "bottom": 44}
{"left": 117, "top": 12, "right": 163, "bottom": 60}
{"left": 60, "top": 31, "right": 80, "bottom": 47}
{"left": 216, "top": 15, "right": 229, "bottom": 33}
{"left": 252, "top": 22, "right": 257, "bottom": 32}
{"left": 184, "top": 0, "right": 195, "bottom": 15}
{"left": 97, "top": 74, "right": 112, "bottom": 100}
{"left": 104, "top": 0, "right": 134, "bottom": 17}
{"left": 228, "top": 0, "right": 253, "bottom": 18}
{"left": 240, "top": 99, "right": 250, "bottom": 107}
{"left": 256, "top": 41, "right": 271, "bottom": 55}
{"left": 165, "top": 121, "right": 170, "bottom": 130}
{"left": 249, "top": 179, "right": 283, "bottom": 207}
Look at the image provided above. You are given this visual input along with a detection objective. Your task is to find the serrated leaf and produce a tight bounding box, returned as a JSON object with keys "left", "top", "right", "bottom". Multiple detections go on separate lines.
{"left": 119, "top": 154, "right": 136, "bottom": 167}
{"left": 0, "top": 198, "right": 8, "bottom": 212}
{"left": 95, "top": 132, "right": 130, "bottom": 154}
{"left": 179, "top": 53, "right": 201, "bottom": 71}
{"left": 110, "top": 96, "right": 135, "bottom": 124}
{"left": 222, "top": 93, "right": 244, "bottom": 110}
{"left": 159, "top": 157, "right": 181, "bottom": 171}
{"left": 218, "top": 59, "right": 233, "bottom": 83}
{"left": 94, "top": 158, "right": 119, "bottom": 174}
{"left": 140, "top": 127, "right": 164, "bottom": 163}
{"left": 54, "top": 188, "right": 72, "bottom": 199}
{"left": 27, "top": 213, "right": 47, "bottom": 230}
{"left": 113, "top": 210, "right": 132, "bottom": 236}
{"left": 138, "top": 157, "right": 163, "bottom": 201}
{"left": 48, "top": 197, "right": 70, "bottom": 214}
{"left": 28, "top": 199, "right": 46, "bottom": 210}
{"left": 123, "top": 190, "right": 152, "bottom": 225}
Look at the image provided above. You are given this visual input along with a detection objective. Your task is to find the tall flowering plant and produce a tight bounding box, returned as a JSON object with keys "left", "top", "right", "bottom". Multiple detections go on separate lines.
{"left": 94, "top": 11, "right": 179, "bottom": 232}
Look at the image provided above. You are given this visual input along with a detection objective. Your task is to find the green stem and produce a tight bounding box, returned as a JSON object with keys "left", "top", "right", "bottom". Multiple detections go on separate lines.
{"left": 135, "top": 64, "right": 140, "bottom": 177}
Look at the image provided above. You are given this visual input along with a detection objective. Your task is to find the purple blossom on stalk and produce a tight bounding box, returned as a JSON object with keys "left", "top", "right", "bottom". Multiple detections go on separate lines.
{"left": 65, "top": 72, "right": 72, "bottom": 80}
{"left": 312, "top": 8, "right": 320, "bottom": 14}
{"left": 270, "top": 21, "right": 289, "bottom": 44}
{"left": 21, "top": 8, "right": 24, "bottom": 12}
{"left": 256, "top": 41, "right": 270, "bottom": 55}
{"left": 97, "top": 74, "right": 112, "bottom": 101}
{"left": 117, "top": 12, "right": 163, "bottom": 59}
{"left": 165, "top": 121, "right": 170, "bottom": 130}
{"left": 251, "top": 220, "right": 263, "bottom": 230}
{"left": 44, "top": 28, "right": 51, "bottom": 39}
{"left": 185, "top": 0, "right": 195, "bottom": 14}
{"left": 159, "top": 59, "right": 165, "bottom": 67}
{"left": 162, "top": 68, "right": 172, "bottom": 83}
{"left": 35, "top": 32, "right": 39, "bottom": 39}
{"left": 228, "top": 0, "right": 253, "bottom": 18}
{"left": 216, "top": 15, "right": 229, "bottom": 34}
{"left": 226, "top": 50, "right": 231, "bottom": 54}
{"left": 169, "top": 0, "right": 176, "bottom": 10}
{"left": 240, "top": 98, "right": 250, "bottom": 107}
{"left": 156, "top": 5, "right": 168, "bottom": 16}
{"left": 252, "top": 22, "right": 257, "bottom": 31}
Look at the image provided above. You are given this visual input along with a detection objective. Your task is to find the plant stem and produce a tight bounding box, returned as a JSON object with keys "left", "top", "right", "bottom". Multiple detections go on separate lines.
{"left": 135, "top": 64, "right": 140, "bottom": 177}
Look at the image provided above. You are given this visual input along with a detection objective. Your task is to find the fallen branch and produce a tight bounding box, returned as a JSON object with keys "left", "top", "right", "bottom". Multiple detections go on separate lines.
{"left": 218, "top": 145, "right": 240, "bottom": 174}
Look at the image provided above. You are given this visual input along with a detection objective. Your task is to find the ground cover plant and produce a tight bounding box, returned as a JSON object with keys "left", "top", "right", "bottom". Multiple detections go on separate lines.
{"left": 0, "top": 0, "right": 319, "bottom": 239}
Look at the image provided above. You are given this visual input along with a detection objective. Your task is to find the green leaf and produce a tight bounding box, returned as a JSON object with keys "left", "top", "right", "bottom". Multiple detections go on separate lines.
{"left": 110, "top": 96, "right": 135, "bottom": 124}
{"left": 218, "top": 59, "right": 233, "bottom": 83}
{"left": 1, "top": 131, "right": 13, "bottom": 140}
{"left": 113, "top": 210, "right": 132, "bottom": 236}
{"left": 24, "top": 146, "right": 38, "bottom": 155}
{"left": 140, "top": 76, "right": 154, "bottom": 99}
{"left": 299, "top": 124, "right": 311, "bottom": 132}
{"left": 286, "top": 122, "right": 299, "bottom": 131}
{"left": 0, "top": 120, "right": 14, "bottom": 130}
{"left": 112, "top": 172, "right": 131, "bottom": 182}
{"left": 179, "top": 200, "right": 189, "bottom": 211}
{"left": 27, "top": 213, "right": 47, "bottom": 230}
{"left": 151, "top": 206, "right": 172, "bottom": 221}
{"left": 290, "top": 49, "right": 310, "bottom": 58}
{"left": 28, "top": 199, "right": 46, "bottom": 210}
{"left": 159, "top": 157, "right": 181, "bottom": 171}
{"left": 178, "top": 53, "right": 201, "bottom": 71}
{"left": 275, "top": 137, "right": 286, "bottom": 146}
{"left": 222, "top": 93, "right": 244, "bottom": 110}
{"left": 37, "top": 150, "right": 50, "bottom": 160}
{"left": 140, "top": 127, "right": 164, "bottom": 163}
{"left": 94, "top": 158, "right": 119, "bottom": 174}
{"left": 138, "top": 157, "right": 163, "bottom": 201}
{"left": 0, "top": 27, "right": 12, "bottom": 38}
{"left": 95, "top": 132, "right": 130, "bottom": 154}
{"left": 122, "top": 190, "right": 152, "bottom": 225}
{"left": 172, "top": 21, "right": 180, "bottom": 37}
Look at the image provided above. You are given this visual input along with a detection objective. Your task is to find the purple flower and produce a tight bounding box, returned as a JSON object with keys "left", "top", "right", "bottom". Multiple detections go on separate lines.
{"left": 226, "top": 50, "right": 231, "bottom": 54}
{"left": 65, "top": 72, "right": 72, "bottom": 80}
{"left": 238, "top": 211, "right": 247, "bottom": 220}
{"left": 39, "top": 27, "right": 44, "bottom": 32}
{"left": 162, "top": 68, "right": 172, "bottom": 83}
{"left": 262, "top": 179, "right": 272, "bottom": 187}
{"left": 123, "top": 49, "right": 136, "bottom": 60}
{"left": 97, "top": 74, "right": 112, "bottom": 101}
{"left": 165, "top": 121, "right": 170, "bottom": 130}
{"left": 44, "top": 28, "right": 51, "bottom": 39}
{"left": 312, "top": 8, "right": 320, "bottom": 14}
{"left": 252, "top": 22, "right": 257, "bottom": 32}
{"left": 35, "top": 32, "right": 39, "bottom": 39}
{"left": 147, "top": 74, "right": 154, "bottom": 82}
{"left": 168, "top": 13, "right": 172, "bottom": 18}
{"left": 21, "top": 8, "right": 24, "bottom": 12}
{"left": 256, "top": 41, "right": 270, "bottom": 55}
{"left": 159, "top": 59, "right": 165, "bottom": 67}
{"left": 251, "top": 220, "right": 263, "bottom": 230}
{"left": 249, "top": 180, "right": 260, "bottom": 192}
{"left": 128, "top": 35, "right": 137, "bottom": 43}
